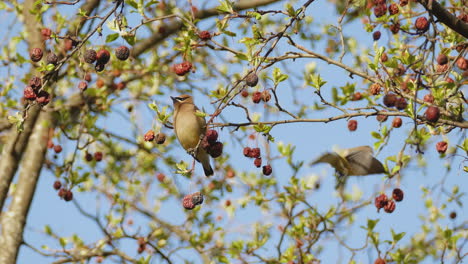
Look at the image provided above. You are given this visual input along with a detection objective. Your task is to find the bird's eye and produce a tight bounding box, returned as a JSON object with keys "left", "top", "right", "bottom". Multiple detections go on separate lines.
{"left": 176, "top": 97, "right": 188, "bottom": 101}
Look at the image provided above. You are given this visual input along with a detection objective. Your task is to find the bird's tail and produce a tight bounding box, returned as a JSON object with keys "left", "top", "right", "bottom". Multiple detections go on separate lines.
{"left": 203, "top": 163, "right": 214, "bottom": 177}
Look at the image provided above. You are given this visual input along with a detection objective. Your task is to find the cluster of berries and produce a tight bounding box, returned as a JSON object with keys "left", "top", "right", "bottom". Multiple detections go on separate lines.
{"left": 53, "top": 181, "right": 73, "bottom": 202}
{"left": 182, "top": 192, "right": 204, "bottom": 210}
{"left": 374, "top": 188, "right": 404, "bottom": 213}
{"left": 144, "top": 130, "right": 166, "bottom": 144}
{"left": 201, "top": 130, "right": 223, "bottom": 158}
{"left": 243, "top": 147, "right": 272, "bottom": 175}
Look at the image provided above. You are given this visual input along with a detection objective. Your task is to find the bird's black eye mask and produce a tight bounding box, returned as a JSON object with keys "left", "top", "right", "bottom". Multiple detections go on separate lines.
{"left": 176, "top": 97, "right": 188, "bottom": 101}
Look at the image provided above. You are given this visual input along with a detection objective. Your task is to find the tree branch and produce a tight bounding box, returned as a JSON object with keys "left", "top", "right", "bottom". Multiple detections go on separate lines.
{"left": 418, "top": 0, "right": 468, "bottom": 39}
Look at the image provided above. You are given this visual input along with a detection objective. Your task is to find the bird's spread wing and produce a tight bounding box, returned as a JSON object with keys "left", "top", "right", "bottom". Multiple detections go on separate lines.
{"left": 345, "top": 146, "right": 385, "bottom": 176}
{"left": 311, "top": 152, "right": 348, "bottom": 175}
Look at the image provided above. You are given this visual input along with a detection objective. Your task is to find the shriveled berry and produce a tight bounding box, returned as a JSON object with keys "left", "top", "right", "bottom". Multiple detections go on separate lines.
{"left": 376, "top": 112, "right": 388, "bottom": 122}
{"left": 250, "top": 147, "right": 261, "bottom": 158}
{"left": 254, "top": 157, "right": 262, "bottom": 168}
{"left": 388, "top": 3, "right": 399, "bottom": 15}
{"left": 225, "top": 200, "right": 231, "bottom": 206}
{"left": 30, "top": 48, "right": 43, "bottom": 62}
{"left": 137, "top": 244, "right": 145, "bottom": 254}
{"left": 243, "top": 147, "right": 251, "bottom": 157}
{"left": 29, "top": 76, "right": 42, "bottom": 90}
{"left": 437, "top": 54, "right": 448, "bottom": 65}
{"left": 392, "top": 117, "right": 402, "bottom": 128}
{"left": 458, "top": 14, "right": 468, "bottom": 23}
{"left": 384, "top": 200, "right": 396, "bottom": 213}
{"left": 390, "top": 22, "right": 400, "bottom": 34}
{"left": 116, "top": 82, "right": 126, "bottom": 90}
{"left": 226, "top": 169, "right": 235, "bottom": 178}
{"left": 200, "top": 136, "right": 211, "bottom": 151}
{"left": 64, "top": 190, "right": 73, "bottom": 202}
{"left": 449, "top": 211, "right": 457, "bottom": 219}
{"left": 41, "top": 28, "right": 52, "bottom": 40}
{"left": 53, "top": 180, "right": 62, "bottom": 190}
{"left": 96, "top": 49, "right": 111, "bottom": 64}
{"left": 425, "top": 106, "right": 440, "bottom": 122}
{"left": 436, "top": 141, "right": 448, "bottom": 154}
{"left": 375, "top": 193, "right": 388, "bottom": 211}
{"left": 252, "top": 91, "right": 262, "bottom": 104}
{"left": 261, "top": 90, "right": 271, "bottom": 102}
{"left": 24, "top": 86, "right": 37, "bottom": 100}
{"left": 374, "top": 258, "right": 386, "bottom": 264}
{"left": 374, "top": 4, "right": 387, "bottom": 17}
{"left": 84, "top": 49, "right": 97, "bottom": 64}
{"left": 144, "top": 130, "right": 155, "bottom": 141}
{"left": 95, "top": 63, "right": 105, "bottom": 72}
{"left": 205, "top": 129, "right": 218, "bottom": 144}
{"left": 94, "top": 151, "right": 103, "bottom": 162}
{"left": 115, "top": 46, "right": 130, "bottom": 61}
{"left": 58, "top": 188, "right": 67, "bottom": 198}
{"left": 156, "top": 173, "right": 165, "bottom": 182}
{"left": 46, "top": 53, "right": 59, "bottom": 65}
{"left": 245, "top": 73, "right": 259, "bottom": 87}
{"left": 78, "top": 81, "right": 88, "bottom": 92}
{"left": 423, "top": 93, "right": 434, "bottom": 104}
{"left": 84, "top": 73, "right": 92, "bottom": 82}
{"left": 208, "top": 141, "right": 223, "bottom": 158}
{"left": 198, "top": 30, "right": 212, "bottom": 40}
{"left": 373, "top": 31, "right": 381, "bottom": 41}
{"left": 395, "top": 64, "right": 406, "bottom": 76}
{"left": 262, "top": 164, "right": 272, "bottom": 176}
{"left": 436, "top": 64, "right": 448, "bottom": 73}
{"left": 85, "top": 152, "right": 93, "bottom": 162}
{"left": 54, "top": 145, "right": 62, "bottom": 153}
{"left": 456, "top": 57, "right": 468, "bottom": 70}
{"left": 383, "top": 93, "right": 397, "bottom": 107}
{"left": 352, "top": 92, "right": 362, "bottom": 101}
{"left": 182, "top": 194, "right": 195, "bottom": 210}
{"left": 96, "top": 79, "right": 105, "bottom": 88}
{"left": 191, "top": 192, "right": 204, "bottom": 205}
{"left": 155, "top": 133, "right": 166, "bottom": 144}
{"left": 36, "top": 90, "right": 51, "bottom": 105}
{"left": 369, "top": 83, "right": 381, "bottom": 95}
{"left": 415, "top": 17, "right": 429, "bottom": 32}
{"left": 64, "top": 39, "right": 73, "bottom": 51}
{"left": 380, "top": 52, "right": 388, "bottom": 62}
{"left": 173, "top": 61, "right": 192, "bottom": 76}
{"left": 348, "top": 119, "right": 358, "bottom": 131}
{"left": 399, "top": 0, "right": 408, "bottom": 6}
{"left": 392, "top": 188, "right": 404, "bottom": 202}
{"left": 395, "top": 97, "right": 407, "bottom": 110}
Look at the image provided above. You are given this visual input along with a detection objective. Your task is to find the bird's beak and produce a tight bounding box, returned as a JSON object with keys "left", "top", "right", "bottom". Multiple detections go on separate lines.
{"left": 170, "top": 96, "right": 176, "bottom": 102}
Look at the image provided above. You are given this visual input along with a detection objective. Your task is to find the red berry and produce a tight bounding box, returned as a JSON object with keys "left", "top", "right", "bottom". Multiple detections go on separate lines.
{"left": 96, "top": 49, "right": 111, "bottom": 65}
{"left": 392, "top": 188, "right": 404, "bottom": 202}
{"left": 226, "top": 169, "right": 235, "bottom": 178}
{"left": 261, "top": 90, "right": 271, "bottom": 102}
{"left": 241, "top": 89, "right": 249, "bottom": 97}
{"left": 423, "top": 93, "right": 434, "bottom": 104}
{"left": 383, "top": 93, "right": 397, "bottom": 107}
{"left": 78, "top": 81, "right": 88, "bottom": 92}
{"left": 58, "top": 188, "right": 67, "bottom": 198}
{"left": 375, "top": 193, "right": 388, "bottom": 211}
{"left": 64, "top": 190, "right": 73, "bottom": 202}
{"left": 254, "top": 157, "right": 262, "bottom": 168}
{"left": 182, "top": 194, "right": 195, "bottom": 210}
{"left": 94, "top": 151, "right": 103, "bottom": 162}
{"left": 24, "top": 86, "right": 37, "bottom": 100}
{"left": 456, "top": 57, "right": 468, "bottom": 70}
{"left": 46, "top": 53, "right": 59, "bottom": 65}
{"left": 225, "top": 200, "right": 231, "bottom": 206}
{"left": 144, "top": 130, "right": 155, "bottom": 142}
{"left": 84, "top": 73, "right": 92, "bottom": 82}
{"left": 95, "top": 63, "right": 105, "bottom": 72}
{"left": 425, "top": 106, "right": 440, "bottom": 122}
{"left": 115, "top": 46, "right": 130, "bottom": 61}
{"left": 437, "top": 54, "right": 448, "bottom": 65}
{"left": 53, "top": 180, "right": 62, "bottom": 190}
{"left": 64, "top": 39, "right": 73, "bottom": 51}
{"left": 116, "top": 82, "right": 126, "bottom": 90}
{"left": 415, "top": 17, "right": 429, "bottom": 32}
{"left": 373, "top": 31, "right": 381, "bottom": 41}
{"left": 392, "top": 117, "right": 402, "bottom": 128}
{"left": 395, "top": 97, "right": 407, "bottom": 110}
{"left": 374, "top": 258, "right": 386, "bottom": 264}
{"left": 390, "top": 22, "right": 400, "bottom": 34}
{"left": 54, "top": 145, "right": 62, "bottom": 153}
{"left": 84, "top": 49, "right": 97, "bottom": 64}
{"left": 198, "top": 30, "right": 212, "bottom": 40}
{"left": 85, "top": 152, "right": 93, "bottom": 162}
{"left": 380, "top": 53, "right": 388, "bottom": 62}
{"left": 388, "top": 3, "right": 399, "bottom": 15}
{"left": 156, "top": 173, "right": 165, "bottom": 182}
{"left": 373, "top": 4, "right": 387, "bottom": 18}
{"left": 436, "top": 141, "right": 448, "bottom": 154}
{"left": 399, "top": 0, "right": 408, "bottom": 6}
{"left": 262, "top": 164, "right": 272, "bottom": 176}
{"left": 347, "top": 119, "right": 358, "bottom": 131}
{"left": 30, "top": 48, "right": 43, "bottom": 62}
{"left": 205, "top": 130, "right": 218, "bottom": 144}
{"left": 29, "top": 76, "right": 42, "bottom": 90}
{"left": 36, "top": 90, "right": 51, "bottom": 106}
{"left": 252, "top": 91, "right": 262, "bottom": 104}
{"left": 243, "top": 147, "right": 251, "bottom": 157}
{"left": 208, "top": 141, "right": 223, "bottom": 158}
{"left": 352, "top": 92, "right": 362, "bottom": 101}
{"left": 250, "top": 147, "right": 261, "bottom": 158}
{"left": 369, "top": 84, "right": 381, "bottom": 95}
{"left": 41, "top": 28, "right": 52, "bottom": 40}
{"left": 449, "top": 211, "right": 457, "bottom": 219}
{"left": 173, "top": 61, "right": 192, "bottom": 76}
{"left": 155, "top": 133, "right": 166, "bottom": 144}
{"left": 246, "top": 73, "right": 259, "bottom": 87}
{"left": 384, "top": 200, "right": 396, "bottom": 213}
{"left": 47, "top": 140, "right": 54, "bottom": 149}
{"left": 376, "top": 111, "right": 388, "bottom": 122}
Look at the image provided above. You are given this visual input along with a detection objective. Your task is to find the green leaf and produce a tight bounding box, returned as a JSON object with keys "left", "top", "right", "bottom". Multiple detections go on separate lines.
{"left": 391, "top": 229, "right": 405, "bottom": 243}
{"left": 367, "top": 219, "right": 379, "bottom": 231}
{"left": 217, "top": 0, "right": 234, "bottom": 13}
{"left": 273, "top": 67, "right": 289, "bottom": 84}
{"left": 106, "top": 33, "right": 119, "bottom": 43}
{"left": 371, "top": 131, "right": 381, "bottom": 139}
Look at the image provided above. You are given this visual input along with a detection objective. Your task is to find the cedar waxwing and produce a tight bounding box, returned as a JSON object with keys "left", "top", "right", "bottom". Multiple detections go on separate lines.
{"left": 310, "top": 145, "right": 386, "bottom": 189}
{"left": 172, "top": 95, "right": 214, "bottom": 176}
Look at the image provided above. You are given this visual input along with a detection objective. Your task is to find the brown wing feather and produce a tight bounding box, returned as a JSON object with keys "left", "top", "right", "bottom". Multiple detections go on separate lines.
{"left": 345, "top": 146, "right": 385, "bottom": 176}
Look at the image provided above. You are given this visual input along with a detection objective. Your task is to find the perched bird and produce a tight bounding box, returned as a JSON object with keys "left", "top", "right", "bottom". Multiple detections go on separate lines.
{"left": 310, "top": 146, "right": 386, "bottom": 189}
{"left": 171, "top": 95, "right": 213, "bottom": 176}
